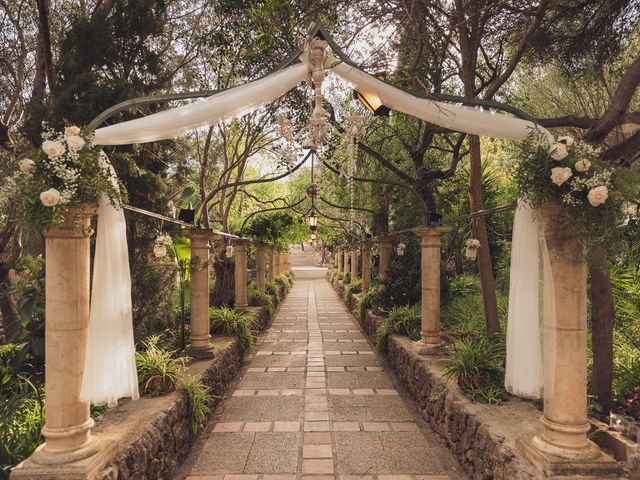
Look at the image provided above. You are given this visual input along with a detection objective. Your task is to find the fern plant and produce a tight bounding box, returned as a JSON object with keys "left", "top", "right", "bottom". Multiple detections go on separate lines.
{"left": 209, "top": 307, "right": 257, "bottom": 353}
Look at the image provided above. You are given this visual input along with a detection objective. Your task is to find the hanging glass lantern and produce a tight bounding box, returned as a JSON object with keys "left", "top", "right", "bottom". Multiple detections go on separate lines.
{"left": 465, "top": 239, "right": 481, "bottom": 259}
{"left": 225, "top": 244, "right": 234, "bottom": 258}
{"left": 153, "top": 243, "right": 167, "bottom": 258}
{"left": 396, "top": 242, "right": 406, "bottom": 256}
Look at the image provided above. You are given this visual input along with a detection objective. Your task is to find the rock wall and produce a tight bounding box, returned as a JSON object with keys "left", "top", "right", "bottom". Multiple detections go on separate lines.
{"left": 387, "top": 335, "right": 543, "bottom": 480}
{"left": 94, "top": 337, "right": 243, "bottom": 480}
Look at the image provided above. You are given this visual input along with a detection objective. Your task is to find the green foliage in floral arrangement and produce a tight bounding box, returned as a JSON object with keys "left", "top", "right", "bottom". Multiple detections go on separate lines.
{"left": 375, "top": 305, "right": 421, "bottom": 354}
{"left": 0, "top": 375, "right": 44, "bottom": 478}
{"left": 8, "top": 126, "right": 123, "bottom": 235}
{"left": 514, "top": 131, "right": 639, "bottom": 245}
{"left": 209, "top": 307, "right": 257, "bottom": 353}
{"left": 441, "top": 335, "right": 507, "bottom": 404}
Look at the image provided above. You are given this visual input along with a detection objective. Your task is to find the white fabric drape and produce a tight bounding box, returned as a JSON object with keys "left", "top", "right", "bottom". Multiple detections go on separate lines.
{"left": 80, "top": 158, "right": 139, "bottom": 406}
{"left": 505, "top": 202, "right": 543, "bottom": 398}
{"left": 94, "top": 63, "right": 309, "bottom": 145}
{"left": 329, "top": 58, "right": 538, "bottom": 140}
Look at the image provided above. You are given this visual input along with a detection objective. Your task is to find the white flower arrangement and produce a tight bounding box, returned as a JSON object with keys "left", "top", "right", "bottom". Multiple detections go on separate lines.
{"left": 515, "top": 131, "right": 638, "bottom": 245}
{"left": 11, "top": 124, "right": 121, "bottom": 233}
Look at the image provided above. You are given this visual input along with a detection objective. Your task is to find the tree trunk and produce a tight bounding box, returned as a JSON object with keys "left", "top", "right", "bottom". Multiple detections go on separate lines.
{"left": 589, "top": 245, "right": 615, "bottom": 414}
{"left": 468, "top": 135, "right": 500, "bottom": 333}
{"left": 210, "top": 252, "right": 235, "bottom": 307}
{"left": 0, "top": 267, "right": 20, "bottom": 339}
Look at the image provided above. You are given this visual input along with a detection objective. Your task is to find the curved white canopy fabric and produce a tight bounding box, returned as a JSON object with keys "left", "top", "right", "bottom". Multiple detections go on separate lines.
{"left": 94, "top": 55, "right": 547, "bottom": 146}
{"left": 94, "top": 63, "right": 309, "bottom": 145}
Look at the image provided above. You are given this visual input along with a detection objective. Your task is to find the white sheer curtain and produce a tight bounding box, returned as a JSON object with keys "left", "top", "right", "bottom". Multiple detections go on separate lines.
{"left": 505, "top": 202, "right": 544, "bottom": 398}
{"left": 80, "top": 158, "right": 139, "bottom": 406}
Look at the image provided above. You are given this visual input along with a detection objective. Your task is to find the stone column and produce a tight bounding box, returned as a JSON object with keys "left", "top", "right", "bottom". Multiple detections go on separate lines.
{"left": 186, "top": 229, "right": 215, "bottom": 358}
{"left": 234, "top": 239, "right": 250, "bottom": 309}
{"left": 350, "top": 244, "right": 358, "bottom": 281}
{"left": 343, "top": 247, "right": 350, "bottom": 277}
{"left": 531, "top": 202, "right": 599, "bottom": 459}
{"left": 35, "top": 207, "right": 99, "bottom": 463}
{"left": 360, "top": 241, "right": 372, "bottom": 291}
{"left": 335, "top": 249, "right": 341, "bottom": 272}
{"left": 378, "top": 237, "right": 392, "bottom": 281}
{"left": 269, "top": 248, "right": 277, "bottom": 281}
{"left": 256, "top": 243, "right": 266, "bottom": 292}
{"left": 414, "top": 226, "right": 450, "bottom": 355}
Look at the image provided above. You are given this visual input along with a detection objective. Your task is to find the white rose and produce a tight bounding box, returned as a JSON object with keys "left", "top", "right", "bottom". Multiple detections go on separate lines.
{"left": 42, "top": 140, "right": 65, "bottom": 158}
{"left": 549, "top": 143, "right": 568, "bottom": 160}
{"left": 587, "top": 186, "right": 609, "bottom": 207}
{"left": 40, "top": 188, "right": 61, "bottom": 207}
{"left": 550, "top": 166, "right": 573, "bottom": 186}
{"left": 65, "top": 135, "right": 86, "bottom": 151}
{"left": 19, "top": 158, "right": 35, "bottom": 173}
{"left": 574, "top": 158, "right": 591, "bottom": 172}
{"left": 558, "top": 135, "right": 574, "bottom": 146}
{"left": 64, "top": 126, "right": 81, "bottom": 136}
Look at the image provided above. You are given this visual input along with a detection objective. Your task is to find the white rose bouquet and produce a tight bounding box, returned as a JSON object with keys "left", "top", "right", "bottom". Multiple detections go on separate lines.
{"left": 514, "top": 130, "right": 638, "bottom": 245}
{"left": 11, "top": 125, "right": 122, "bottom": 232}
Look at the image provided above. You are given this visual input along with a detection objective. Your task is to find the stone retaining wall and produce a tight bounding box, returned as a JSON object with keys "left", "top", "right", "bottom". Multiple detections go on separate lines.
{"left": 93, "top": 336, "right": 243, "bottom": 480}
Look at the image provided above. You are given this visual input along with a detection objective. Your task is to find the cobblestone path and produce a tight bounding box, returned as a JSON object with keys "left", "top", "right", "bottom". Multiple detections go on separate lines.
{"left": 180, "top": 264, "right": 466, "bottom": 480}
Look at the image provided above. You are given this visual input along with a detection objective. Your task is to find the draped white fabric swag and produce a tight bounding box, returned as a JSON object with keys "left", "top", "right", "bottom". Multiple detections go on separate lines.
{"left": 84, "top": 50, "right": 552, "bottom": 406}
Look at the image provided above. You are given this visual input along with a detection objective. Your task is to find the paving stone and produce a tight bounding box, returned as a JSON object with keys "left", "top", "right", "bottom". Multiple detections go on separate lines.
{"left": 332, "top": 422, "right": 360, "bottom": 432}
{"left": 213, "top": 422, "right": 243, "bottom": 433}
{"left": 302, "top": 459, "right": 334, "bottom": 474}
{"left": 334, "top": 432, "right": 389, "bottom": 474}
{"left": 302, "top": 444, "right": 333, "bottom": 458}
{"left": 273, "top": 421, "right": 300, "bottom": 432}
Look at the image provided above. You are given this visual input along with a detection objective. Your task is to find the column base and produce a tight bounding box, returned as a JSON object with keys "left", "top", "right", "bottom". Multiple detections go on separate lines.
{"left": 185, "top": 342, "right": 216, "bottom": 359}
{"left": 11, "top": 438, "right": 112, "bottom": 480}
{"left": 517, "top": 434, "right": 623, "bottom": 478}
{"left": 414, "top": 339, "right": 447, "bottom": 355}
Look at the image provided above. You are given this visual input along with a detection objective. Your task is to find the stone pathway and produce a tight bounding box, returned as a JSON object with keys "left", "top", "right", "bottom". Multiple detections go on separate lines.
{"left": 180, "top": 264, "right": 466, "bottom": 480}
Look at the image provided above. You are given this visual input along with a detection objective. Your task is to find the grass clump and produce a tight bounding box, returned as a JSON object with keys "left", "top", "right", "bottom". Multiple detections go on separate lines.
{"left": 135, "top": 336, "right": 212, "bottom": 432}
{"left": 342, "top": 279, "right": 362, "bottom": 303}
{"left": 209, "top": 307, "right": 257, "bottom": 353}
{"left": 356, "top": 286, "right": 380, "bottom": 323}
{"left": 375, "top": 305, "right": 421, "bottom": 354}
{"left": 441, "top": 335, "right": 507, "bottom": 404}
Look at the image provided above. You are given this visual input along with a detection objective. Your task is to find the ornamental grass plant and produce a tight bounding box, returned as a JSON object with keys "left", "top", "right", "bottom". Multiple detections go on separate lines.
{"left": 209, "top": 307, "right": 257, "bottom": 353}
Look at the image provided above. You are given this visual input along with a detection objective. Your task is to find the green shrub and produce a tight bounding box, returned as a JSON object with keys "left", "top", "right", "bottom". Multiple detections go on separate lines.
{"left": 248, "top": 285, "right": 273, "bottom": 308}
{"left": 284, "top": 269, "right": 295, "bottom": 281}
{"left": 0, "top": 376, "right": 44, "bottom": 478}
{"left": 135, "top": 336, "right": 187, "bottom": 395}
{"left": 441, "top": 293, "right": 508, "bottom": 341}
{"left": 265, "top": 281, "right": 280, "bottom": 306}
{"left": 356, "top": 286, "right": 380, "bottom": 323}
{"left": 448, "top": 275, "right": 481, "bottom": 298}
{"left": 275, "top": 274, "right": 290, "bottom": 292}
{"left": 177, "top": 373, "right": 212, "bottom": 432}
{"left": 374, "top": 235, "right": 421, "bottom": 310}
{"left": 375, "top": 305, "right": 421, "bottom": 354}
{"left": 441, "top": 335, "right": 507, "bottom": 404}
{"left": 209, "top": 307, "right": 257, "bottom": 353}
{"left": 342, "top": 279, "right": 363, "bottom": 303}
{"left": 335, "top": 272, "right": 345, "bottom": 282}
{"left": 135, "top": 336, "right": 212, "bottom": 432}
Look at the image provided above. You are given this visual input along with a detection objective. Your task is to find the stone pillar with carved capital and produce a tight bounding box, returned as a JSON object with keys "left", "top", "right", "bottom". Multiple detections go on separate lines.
{"left": 350, "top": 244, "right": 358, "bottom": 281}
{"left": 256, "top": 243, "right": 266, "bottom": 292}
{"left": 360, "top": 241, "right": 372, "bottom": 291}
{"left": 414, "top": 226, "right": 450, "bottom": 355}
{"left": 234, "top": 239, "right": 250, "bottom": 309}
{"left": 378, "top": 237, "right": 392, "bottom": 281}
{"left": 186, "top": 229, "right": 215, "bottom": 358}
{"left": 517, "top": 202, "right": 621, "bottom": 476}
